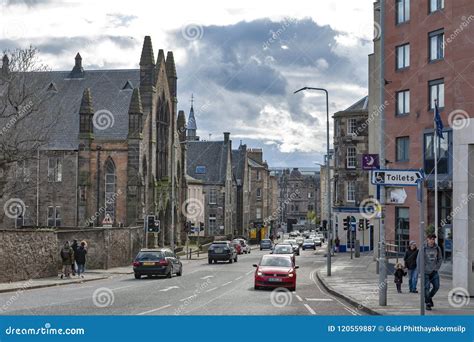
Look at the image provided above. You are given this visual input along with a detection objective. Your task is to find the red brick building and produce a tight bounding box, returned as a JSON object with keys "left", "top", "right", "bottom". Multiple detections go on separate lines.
{"left": 382, "top": 0, "right": 474, "bottom": 249}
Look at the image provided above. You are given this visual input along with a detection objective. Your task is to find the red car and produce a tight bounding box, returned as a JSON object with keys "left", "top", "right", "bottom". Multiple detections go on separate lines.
{"left": 231, "top": 240, "right": 243, "bottom": 254}
{"left": 253, "top": 254, "right": 298, "bottom": 291}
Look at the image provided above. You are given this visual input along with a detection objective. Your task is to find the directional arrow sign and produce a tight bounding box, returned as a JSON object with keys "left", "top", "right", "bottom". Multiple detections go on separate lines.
{"left": 371, "top": 169, "right": 424, "bottom": 187}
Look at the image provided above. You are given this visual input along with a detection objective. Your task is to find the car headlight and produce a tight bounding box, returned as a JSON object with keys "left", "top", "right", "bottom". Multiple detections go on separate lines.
{"left": 257, "top": 271, "right": 263, "bottom": 276}
{"left": 288, "top": 273, "right": 294, "bottom": 277}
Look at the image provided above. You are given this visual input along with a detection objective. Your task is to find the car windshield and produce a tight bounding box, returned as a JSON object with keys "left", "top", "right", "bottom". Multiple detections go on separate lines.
{"left": 136, "top": 251, "right": 164, "bottom": 261}
{"left": 261, "top": 240, "right": 271, "bottom": 243}
{"left": 274, "top": 245, "right": 292, "bottom": 253}
{"left": 304, "top": 239, "right": 313, "bottom": 243}
{"left": 260, "top": 257, "right": 292, "bottom": 267}
{"left": 211, "top": 243, "right": 228, "bottom": 248}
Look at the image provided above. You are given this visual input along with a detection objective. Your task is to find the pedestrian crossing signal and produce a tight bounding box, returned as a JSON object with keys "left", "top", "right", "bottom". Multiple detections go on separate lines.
{"left": 343, "top": 216, "right": 350, "bottom": 230}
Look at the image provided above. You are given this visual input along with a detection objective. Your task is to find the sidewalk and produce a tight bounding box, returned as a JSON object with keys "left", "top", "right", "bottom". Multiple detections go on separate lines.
{"left": 317, "top": 251, "right": 473, "bottom": 315}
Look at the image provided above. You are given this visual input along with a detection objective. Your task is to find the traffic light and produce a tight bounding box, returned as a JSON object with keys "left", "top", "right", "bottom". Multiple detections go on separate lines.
{"left": 358, "top": 219, "right": 364, "bottom": 231}
{"left": 199, "top": 222, "right": 204, "bottom": 231}
{"left": 342, "top": 216, "right": 350, "bottom": 230}
{"left": 365, "top": 219, "right": 370, "bottom": 230}
{"left": 146, "top": 215, "right": 160, "bottom": 233}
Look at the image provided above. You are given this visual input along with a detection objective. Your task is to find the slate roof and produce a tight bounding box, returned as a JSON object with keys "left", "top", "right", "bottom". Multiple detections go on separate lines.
{"left": 186, "top": 141, "right": 228, "bottom": 184}
{"left": 343, "top": 96, "right": 369, "bottom": 112}
{"left": 2, "top": 69, "right": 140, "bottom": 150}
{"left": 187, "top": 105, "right": 197, "bottom": 130}
{"left": 232, "top": 147, "right": 246, "bottom": 183}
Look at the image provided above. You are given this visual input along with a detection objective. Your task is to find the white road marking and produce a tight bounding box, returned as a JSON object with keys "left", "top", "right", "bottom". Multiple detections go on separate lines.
{"left": 200, "top": 275, "right": 214, "bottom": 280}
{"left": 305, "top": 298, "right": 333, "bottom": 302}
{"left": 304, "top": 304, "right": 316, "bottom": 315}
{"left": 235, "top": 276, "right": 243, "bottom": 281}
{"left": 246, "top": 270, "right": 253, "bottom": 275}
{"left": 206, "top": 287, "right": 218, "bottom": 293}
{"left": 159, "top": 286, "right": 179, "bottom": 292}
{"left": 110, "top": 285, "right": 135, "bottom": 291}
{"left": 137, "top": 304, "right": 171, "bottom": 315}
{"left": 221, "top": 281, "right": 232, "bottom": 287}
{"left": 179, "top": 295, "right": 197, "bottom": 302}
{"left": 295, "top": 295, "right": 303, "bottom": 302}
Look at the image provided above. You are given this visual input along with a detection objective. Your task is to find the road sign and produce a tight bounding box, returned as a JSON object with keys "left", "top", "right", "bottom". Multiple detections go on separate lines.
{"left": 371, "top": 169, "right": 424, "bottom": 186}
{"left": 362, "top": 154, "right": 380, "bottom": 170}
{"left": 387, "top": 187, "right": 408, "bottom": 204}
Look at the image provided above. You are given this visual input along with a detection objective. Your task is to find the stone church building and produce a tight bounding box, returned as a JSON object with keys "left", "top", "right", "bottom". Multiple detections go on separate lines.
{"left": 0, "top": 36, "right": 187, "bottom": 245}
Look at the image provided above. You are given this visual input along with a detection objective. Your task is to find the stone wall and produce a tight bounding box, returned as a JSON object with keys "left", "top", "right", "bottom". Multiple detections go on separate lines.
{"left": 0, "top": 229, "right": 58, "bottom": 283}
{"left": 0, "top": 226, "right": 143, "bottom": 283}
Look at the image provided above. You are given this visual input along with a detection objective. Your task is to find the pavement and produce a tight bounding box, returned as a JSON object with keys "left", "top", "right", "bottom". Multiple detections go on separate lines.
{"left": 0, "top": 246, "right": 364, "bottom": 316}
{"left": 317, "top": 251, "right": 474, "bottom": 315}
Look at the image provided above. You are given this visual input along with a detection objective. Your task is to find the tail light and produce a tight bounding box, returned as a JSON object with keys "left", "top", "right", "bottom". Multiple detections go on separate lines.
{"left": 132, "top": 261, "right": 140, "bottom": 267}
{"left": 158, "top": 259, "right": 169, "bottom": 266}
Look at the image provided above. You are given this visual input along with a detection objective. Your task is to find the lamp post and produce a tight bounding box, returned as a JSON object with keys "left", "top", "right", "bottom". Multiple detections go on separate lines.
{"left": 294, "top": 87, "right": 332, "bottom": 276}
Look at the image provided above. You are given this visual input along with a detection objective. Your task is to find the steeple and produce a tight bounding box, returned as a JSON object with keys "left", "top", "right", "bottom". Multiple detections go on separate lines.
{"left": 128, "top": 88, "right": 143, "bottom": 139}
{"left": 79, "top": 88, "right": 94, "bottom": 137}
{"left": 156, "top": 49, "right": 165, "bottom": 67}
{"left": 128, "top": 87, "right": 143, "bottom": 114}
{"left": 140, "top": 36, "right": 155, "bottom": 66}
{"left": 186, "top": 94, "right": 198, "bottom": 141}
{"left": 177, "top": 110, "right": 186, "bottom": 142}
{"left": 70, "top": 53, "right": 85, "bottom": 78}
{"left": 139, "top": 36, "right": 156, "bottom": 90}
{"left": 1, "top": 54, "right": 9, "bottom": 77}
{"left": 165, "top": 51, "right": 177, "bottom": 98}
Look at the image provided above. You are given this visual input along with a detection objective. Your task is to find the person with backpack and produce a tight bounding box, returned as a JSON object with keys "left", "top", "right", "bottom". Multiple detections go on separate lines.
{"left": 70, "top": 239, "right": 78, "bottom": 276}
{"left": 418, "top": 233, "right": 443, "bottom": 311}
{"left": 75, "top": 241, "right": 87, "bottom": 278}
{"left": 60, "top": 241, "right": 74, "bottom": 279}
{"left": 404, "top": 241, "right": 419, "bottom": 293}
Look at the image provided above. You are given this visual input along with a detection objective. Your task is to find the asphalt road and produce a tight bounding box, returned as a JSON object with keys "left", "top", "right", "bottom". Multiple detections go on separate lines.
{"left": 0, "top": 246, "right": 364, "bottom": 316}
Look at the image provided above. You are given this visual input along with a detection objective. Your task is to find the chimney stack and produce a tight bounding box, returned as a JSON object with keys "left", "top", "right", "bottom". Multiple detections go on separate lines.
{"left": 2, "top": 54, "right": 9, "bottom": 77}
{"left": 224, "top": 132, "right": 230, "bottom": 144}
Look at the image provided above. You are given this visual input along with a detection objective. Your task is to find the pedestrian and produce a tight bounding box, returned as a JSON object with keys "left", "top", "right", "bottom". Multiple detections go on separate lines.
{"left": 71, "top": 239, "right": 78, "bottom": 276}
{"left": 60, "top": 241, "right": 74, "bottom": 279}
{"left": 419, "top": 233, "right": 442, "bottom": 311}
{"left": 75, "top": 241, "right": 87, "bottom": 278}
{"left": 394, "top": 263, "right": 407, "bottom": 293}
{"left": 404, "top": 241, "right": 419, "bottom": 293}
{"left": 335, "top": 236, "right": 340, "bottom": 253}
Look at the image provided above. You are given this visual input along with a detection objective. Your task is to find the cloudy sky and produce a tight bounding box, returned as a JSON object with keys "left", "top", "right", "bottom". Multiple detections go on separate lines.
{"left": 0, "top": 0, "right": 374, "bottom": 167}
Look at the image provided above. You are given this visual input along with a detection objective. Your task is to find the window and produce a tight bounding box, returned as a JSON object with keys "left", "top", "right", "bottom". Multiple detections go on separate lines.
{"left": 209, "top": 214, "right": 216, "bottom": 234}
{"left": 104, "top": 158, "right": 116, "bottom": 222}
{"left": 15, "top": 205, "right": 28, "bottom": 227}
{"left": 47, "top": 206, "right": 61, "bottom": 227}
{"left": 396, "top": 137, "right": 410, "bottom": 162}
{"left": 429, "top": 29, "right": 444, "bottom": 61}
{"left": 256, "top": 170, "right": 261, "bottom": 180}
{"left": 308, "top": 192, "right": 313, "bottom": 199}
{"left": 396, "top": 43, "right": 410, "bottom": 69}
{"left": 195, "top": 166, "right": 206, "bottom": 174}
{"left": 308, "top": 204, "right": 314, "bottom": 211}
{"left": 346, "top": 146, "right": 357, "bottom": 169}
{"left": 424, "top": 131, "right": 450, "bottom": 174}
{"left": 429, "top": 79, "right": 445, "bottom": 110}
{"left": 395, "top": 207, "right": 410, "bottom": 251}
{"left": 429, "top": 0, "right": 444, "bottom": 13}
{"left": 346, "top": 181, "right": 356, "bottom": 202}
{"left": 47, "top": 157, "right": 62, "bottom": 182}
{"left": 79, "top": 186, "right": 87, "bottom": 203}
{"left": 256, "top": 188, "right": 262, "bottom": 198}
{"left": 347, "top": 118, "right": 357, "bottom": 135}
{"left": 209, "top": 188, "right": 217, "bottom": 204}
{"left": 396, "top": 0, "right": 410, "bottom": 24}
{"left": 15, "top": 160, "right": 30, "bottom": 182}
{"left": 256, "top": 208, "right": 262, "bottom": 219}
{"left": 396, "top": 90, "right": 410, "bottom": 115}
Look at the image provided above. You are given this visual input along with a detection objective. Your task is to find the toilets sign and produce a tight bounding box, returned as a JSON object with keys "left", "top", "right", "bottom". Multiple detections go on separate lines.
{"left": 371, "top": 169, "right": 424, "bottom": 186}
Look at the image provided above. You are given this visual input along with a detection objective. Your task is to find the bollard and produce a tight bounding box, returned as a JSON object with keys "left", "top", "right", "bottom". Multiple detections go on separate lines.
{"left": 355, "top": 240, "right": 360, "bottom": 258}
{"left": 190, "top": 248, "right": 192, "bottom": 260}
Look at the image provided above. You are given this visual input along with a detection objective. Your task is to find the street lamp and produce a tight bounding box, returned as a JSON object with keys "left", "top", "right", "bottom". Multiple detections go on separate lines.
{"left": 294, "top": 87, "right": 332, "bottom": 277}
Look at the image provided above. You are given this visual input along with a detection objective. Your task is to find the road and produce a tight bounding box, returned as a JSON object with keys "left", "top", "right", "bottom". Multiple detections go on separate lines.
{"left": 0, "top": 246, "right": 364, "bottom": 316}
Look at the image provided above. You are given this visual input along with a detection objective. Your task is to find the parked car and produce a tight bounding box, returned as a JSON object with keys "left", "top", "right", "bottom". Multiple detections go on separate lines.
{"left": 253, "top": 254, "right": 298, "bottom": 291}
{"left": 271, "top": 244, "right": 296, "bottom": 264}
{"left": 208, "top": 241, "right": 238, "bottom": 264}
{"left": 231, "top": 240, "right": 243, "bottom": 254}
{"left": 283, "top": 239, "right": 300, "bottom": 256}
{"left": 260, "top": 239, "right": 273, "bottom": 250}
{"left": 313, "top": 237, "right": 322, "bottom": 247}
{"left": 302, "top": 239, "right": 316, "bottom": 250}
{"left": 132, "top": 248, "right": 182, "bottom": 279}
{"left": 236, "top": 239, "right": 251, "bottom": 254}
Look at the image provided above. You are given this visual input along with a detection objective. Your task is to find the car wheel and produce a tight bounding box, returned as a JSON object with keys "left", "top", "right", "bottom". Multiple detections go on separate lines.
{"left": 208, "top": 258, "right": 212, "bottom": 264}
{"left": 177, "top": 267, "right": 182, "bottom": 276}
{"left": 260, "top": 248, "right": 262, "bottom": 251}
{"left": 229, "top": 257, "right": 233, "bottom": 264}
{"left": 134, "top": 273, "right": 141, "bottom": 279}
{"left": 167, "top": 268, "right": 172, "bottom": 278}
{"left": 289, "top": 286, "right": 296, "bottom": 292}
{"left": 234, "top": 255, "right": 238, "bottom": 262}
{"left": 254, "top": 285, "right": 259, "bottom": 290}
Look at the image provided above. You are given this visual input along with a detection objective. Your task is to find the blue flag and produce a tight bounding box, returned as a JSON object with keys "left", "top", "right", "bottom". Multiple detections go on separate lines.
{"left": 434, "top": 102, "right": 444, "bottom": 139}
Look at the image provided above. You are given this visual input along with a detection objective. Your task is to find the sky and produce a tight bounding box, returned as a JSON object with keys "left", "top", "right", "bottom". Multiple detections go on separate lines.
{"left": 0, "top": 0, "right": 374, "bottom": 168}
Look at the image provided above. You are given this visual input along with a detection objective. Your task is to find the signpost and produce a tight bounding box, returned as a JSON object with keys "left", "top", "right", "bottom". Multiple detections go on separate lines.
{"left": 371, "top": 169, "right": 423, "bottom": 186}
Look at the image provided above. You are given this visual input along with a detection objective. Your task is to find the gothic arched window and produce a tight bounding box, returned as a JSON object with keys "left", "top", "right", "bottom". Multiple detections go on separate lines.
{"left": 104, "top": 157, "right": 116, "bottom": 222}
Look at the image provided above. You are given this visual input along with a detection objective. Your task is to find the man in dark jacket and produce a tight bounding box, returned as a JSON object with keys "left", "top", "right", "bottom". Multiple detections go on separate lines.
{"left": 71, "top": 240, "right": 79, "bottom": 276}
{"left": 418, "top": 234, "right": 442, "bottom": 311}
{"left": 60, "top": 241, "right": 74, "bottom": 279}
{"left": 404, "top": 241, "right": 419, "bottom": 293}
{"left": 75, "top": 241, "right": 87, "bottom": 278}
